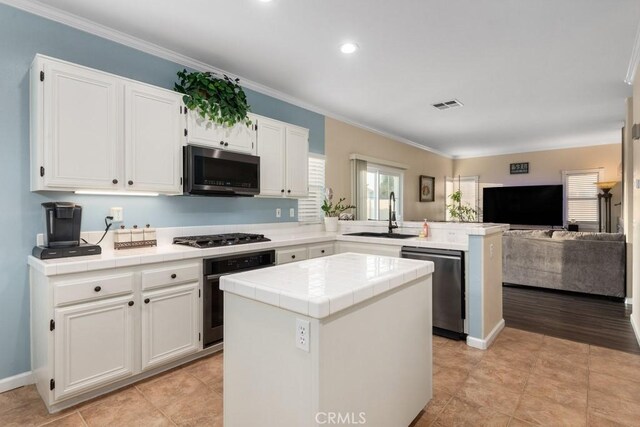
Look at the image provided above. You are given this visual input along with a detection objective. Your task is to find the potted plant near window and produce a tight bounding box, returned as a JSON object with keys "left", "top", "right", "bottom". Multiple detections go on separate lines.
{"left": 446, "top": 189, "right": 478, "bottom": 222}
{"left": 174, "top": 69, "right": 252, "bottom": 127}
{"left": 321, "top": 188, "right": 355, "bottom": 232}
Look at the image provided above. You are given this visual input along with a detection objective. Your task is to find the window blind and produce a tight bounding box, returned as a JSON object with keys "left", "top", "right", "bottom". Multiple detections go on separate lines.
{"left": 298, "top": 156, "right": 325, "bottom": 223}
{"left": 564, "top": 171, "right": 600, "bottom": 224}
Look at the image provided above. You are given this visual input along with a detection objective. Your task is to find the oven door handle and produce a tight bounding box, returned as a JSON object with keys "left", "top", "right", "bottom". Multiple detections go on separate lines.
{"left": 205, "top": 273, "right": 227, "bottom": 281}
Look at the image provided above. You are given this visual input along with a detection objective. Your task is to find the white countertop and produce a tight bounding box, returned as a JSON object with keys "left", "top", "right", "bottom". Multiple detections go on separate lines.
{"left": 220, "top": 252, "right": 434, "bottom": 319}
{"left": 28, "top": 221, "right": 508, "bottom": 276}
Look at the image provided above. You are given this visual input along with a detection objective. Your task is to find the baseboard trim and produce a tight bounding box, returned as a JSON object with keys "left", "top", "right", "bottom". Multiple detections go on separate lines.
{"left": 625, "top": 298, "right": 633, "bottom": 305}
{"left": 0, "top": 371, "right": 34, "bottom": 393}
{"left": 631, "top": 314, "right": 640, "bottom": 348}
{"left": 466, "top": 319, "right": 505, "bottom": 350}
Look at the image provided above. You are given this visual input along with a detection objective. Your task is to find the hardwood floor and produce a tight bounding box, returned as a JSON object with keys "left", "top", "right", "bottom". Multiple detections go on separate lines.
{"left": 503, "top": 284, "right": 640, "bottom": 354}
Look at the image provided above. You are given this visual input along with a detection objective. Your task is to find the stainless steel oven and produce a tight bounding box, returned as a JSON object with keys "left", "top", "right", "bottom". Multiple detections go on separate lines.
{"left": 183, "top": 145, "right": 260, "bottom": 196}
{"left": 203, "top": 250, "right": 275, "bottom": 347}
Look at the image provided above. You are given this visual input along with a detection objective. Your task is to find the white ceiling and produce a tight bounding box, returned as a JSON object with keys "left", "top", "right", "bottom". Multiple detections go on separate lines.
{"left": 12, "top": 0, "right": 640, "bottom": 157}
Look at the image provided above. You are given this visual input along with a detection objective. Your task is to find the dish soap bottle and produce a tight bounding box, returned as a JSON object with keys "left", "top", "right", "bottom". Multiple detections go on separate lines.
{"left": 422, "top": 219, "right": 429, "bottom": 238}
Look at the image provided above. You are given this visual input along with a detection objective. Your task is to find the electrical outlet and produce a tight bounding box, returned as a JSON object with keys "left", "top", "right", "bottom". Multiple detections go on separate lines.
{"left": 110, "top": 207, "right": 123, "bottom": 222}
{"left": 276, "top": 208, "right": 282, "bottom": 218}
{"left": 289, "top": 208, "right": 295, "bottom": 218}
{"left": 296, "top": 319, "right": 310, "bottom": 352}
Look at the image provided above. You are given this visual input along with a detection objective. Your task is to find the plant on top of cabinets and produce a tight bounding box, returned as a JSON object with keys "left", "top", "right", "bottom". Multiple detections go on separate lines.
{"left": 175, "top": 70, "right": 257, "bottom": 155}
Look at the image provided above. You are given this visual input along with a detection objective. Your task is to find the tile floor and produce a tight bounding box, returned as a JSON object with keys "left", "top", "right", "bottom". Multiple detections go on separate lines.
{"left": 1, "top": 327, "right": 640, "bottom": 426}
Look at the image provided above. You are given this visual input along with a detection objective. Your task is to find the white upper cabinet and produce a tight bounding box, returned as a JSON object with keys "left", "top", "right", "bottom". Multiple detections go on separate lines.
{"left": 256, "top": 118, "right": 286, "bottom": 196}
{"left": 34, "top": 59, "right": 120, "bottom": 190}
{"left": 125, "top": 83, "right": 183, "bottom": 194}
{"left": 285, "top": 126, "right": 310, "bottom": 198}
{"left": 186, "top": 110, "right": 257, "bottom": 155}
{"left": 30, "top": 55, "right": 185, "bottom": 195}
{"left": 255, "top": 116, "right": 309, "bottom": 198}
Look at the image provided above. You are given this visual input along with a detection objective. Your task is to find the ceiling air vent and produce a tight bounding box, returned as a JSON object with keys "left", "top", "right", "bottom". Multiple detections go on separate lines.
{"left": 432, "top": 99, "right": 464, "bottom": 111}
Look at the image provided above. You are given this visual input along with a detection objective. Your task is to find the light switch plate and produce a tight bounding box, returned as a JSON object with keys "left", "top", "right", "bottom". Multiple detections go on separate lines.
{"left": 276, "top": 208, "right": 281, "bottom": 218}
{"left": 289, "top": 208, "right": 295, "bottom": 218}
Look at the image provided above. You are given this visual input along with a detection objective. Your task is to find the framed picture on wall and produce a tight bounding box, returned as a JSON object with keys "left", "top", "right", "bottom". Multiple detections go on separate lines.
{"left": 419, "top": 175, "right": 435, "bottom": 202}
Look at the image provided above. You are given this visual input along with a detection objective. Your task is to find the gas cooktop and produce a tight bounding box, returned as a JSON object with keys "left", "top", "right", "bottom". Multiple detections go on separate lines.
{"left": 172, "top": 233, "right": 270, "bottom": 249}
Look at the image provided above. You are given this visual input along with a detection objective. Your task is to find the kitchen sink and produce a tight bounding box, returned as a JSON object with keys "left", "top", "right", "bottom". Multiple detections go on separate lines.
{"left": 343, "top": 232, "right": 418, "bottom": 239}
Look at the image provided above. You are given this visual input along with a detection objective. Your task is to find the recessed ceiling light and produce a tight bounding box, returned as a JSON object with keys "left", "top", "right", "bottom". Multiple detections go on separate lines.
{"left": 340, "top": 42, "right": 359, "bottom": 54}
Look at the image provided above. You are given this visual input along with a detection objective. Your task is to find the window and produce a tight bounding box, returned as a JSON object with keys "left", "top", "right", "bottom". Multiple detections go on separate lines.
{"left": 562, "top": 169, "right": 601, "bottom": 228}
{"left": 366, "top": 164, "right": 403, "bottom": 221}
{"left": 298, "top": 155, "right": 325, "bottom": 223}
{"left": 445, "top": 176, "right": 479, "bottom": 221}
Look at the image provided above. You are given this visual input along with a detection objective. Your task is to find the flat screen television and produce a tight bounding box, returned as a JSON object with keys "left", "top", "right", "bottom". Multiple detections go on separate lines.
{"left": 482, "top": 185, "right": 563, "bottom": 226}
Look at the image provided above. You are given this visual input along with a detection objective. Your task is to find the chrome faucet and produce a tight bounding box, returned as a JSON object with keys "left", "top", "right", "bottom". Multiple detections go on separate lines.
{"left": 388, "top": 191, "right": 398, "bottom": 234}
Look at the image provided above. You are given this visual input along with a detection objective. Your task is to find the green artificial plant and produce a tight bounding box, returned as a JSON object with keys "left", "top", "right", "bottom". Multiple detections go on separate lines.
{"left": 174, "top": 69, "right": 251, "bottom": 127}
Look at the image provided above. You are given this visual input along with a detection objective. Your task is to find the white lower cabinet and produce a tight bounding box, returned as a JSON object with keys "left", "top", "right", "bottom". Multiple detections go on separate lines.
{"left": 141, "top": 282, "right": 199, "bottom": 371}
{"left": 31, "top": 259, "right": 204, "bottom": 412}
{"left": 53, "top": 295, "right": 135, "bottom": 401}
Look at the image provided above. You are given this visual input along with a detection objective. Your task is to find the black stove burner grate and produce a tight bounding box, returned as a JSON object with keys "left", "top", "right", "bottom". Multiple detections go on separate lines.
{"left": 172, "top": 233, "right": 270, "bottom": 248}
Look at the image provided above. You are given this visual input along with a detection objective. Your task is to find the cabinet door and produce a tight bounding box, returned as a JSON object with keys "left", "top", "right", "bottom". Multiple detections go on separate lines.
{"left": 285, "top": 126, "right": 309, "bottom": 198}
{"left": 141, "top": 282, "right": 199, "bottom": 371}
{"left": 256, "top": 117, "right": 286, "bottom": 196}
{"left": 124, "top": 83, "right": 183, "bottom": 194}
{"left": 187, "top": 110, "right": 254, "bottom": 154}
{"left": 42, "top": 60, "right": 120, "bottom": 190}
{"left": 224, "top": 120, "right": 256, "bottom": 154}
{"left": 54, "top": 295, "right": 135, "bottom": 401}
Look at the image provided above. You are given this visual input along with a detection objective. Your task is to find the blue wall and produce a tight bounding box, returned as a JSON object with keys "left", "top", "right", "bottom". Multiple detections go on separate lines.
{"left": 0, "top": 4, "right": 325, "bottom": 379}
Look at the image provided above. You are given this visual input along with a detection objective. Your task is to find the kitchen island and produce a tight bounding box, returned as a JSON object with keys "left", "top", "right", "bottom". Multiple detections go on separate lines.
{"left": 220, "top": 252, "right": 434, "bottom": 427}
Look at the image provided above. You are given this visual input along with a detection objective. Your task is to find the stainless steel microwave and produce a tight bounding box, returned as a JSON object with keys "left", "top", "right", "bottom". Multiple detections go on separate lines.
{"left": 183, "top": 145, "right": 260, "bottom": 196}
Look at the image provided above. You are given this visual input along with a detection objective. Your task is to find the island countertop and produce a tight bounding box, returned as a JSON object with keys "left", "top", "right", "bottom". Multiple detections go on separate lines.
{"left": 219, "top": 252, "right": 434, "bottom": 319}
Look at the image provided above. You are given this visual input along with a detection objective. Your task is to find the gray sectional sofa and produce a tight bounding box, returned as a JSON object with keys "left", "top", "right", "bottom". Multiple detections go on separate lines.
{"left": 502, "top": 230, "right": 625, "bottom": 298}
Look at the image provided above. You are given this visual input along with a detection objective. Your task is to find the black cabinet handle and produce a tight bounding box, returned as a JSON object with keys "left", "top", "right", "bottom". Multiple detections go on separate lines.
{"left": 144, "top": 298, "right": 150, "bottom": 304}
{"left": 321, "top": 250, "right": 325, "bottom": 254}
{"left": 287, "top": 190, "right": 291, "bottom": 193}
{"left": 171, "top": 273, "right": 177, "bottom": 279}
{"left": 291, "top": 255, "right": 296, "bottom": 259}
{"left": 94, "top": 286, "right": 101, "bottom": 292}
{"left": 281, "top": 189, "right": 285, "bottom": 193}
{"left": 220, "top": 141, "right": 224, "bottom": 145}
{"left": 224, "top": 142, "right": 229, "bottom": 147}
{"left": 112, "top": 179, "right": 118, "bottom": 184}
{"left": 128, "top": 301, "right": 134, "bottom": 307}
{"left": 128, "top": 180, "right": 133, "bottom": 185}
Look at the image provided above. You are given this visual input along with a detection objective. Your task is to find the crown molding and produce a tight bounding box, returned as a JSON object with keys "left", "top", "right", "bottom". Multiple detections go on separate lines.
{"left": 452, "top": 138, "right": 621, "bottom": 160}
{"left": 0, "top": 0, "right": 452, "bottom": 159}
{"left": 625, "top": 20, "right": 640, "bottom": 85}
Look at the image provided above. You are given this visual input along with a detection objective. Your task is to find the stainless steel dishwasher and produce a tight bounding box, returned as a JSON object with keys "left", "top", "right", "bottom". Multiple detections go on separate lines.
{"left": 401, "top": 246, "right": 465, "bottom": 339}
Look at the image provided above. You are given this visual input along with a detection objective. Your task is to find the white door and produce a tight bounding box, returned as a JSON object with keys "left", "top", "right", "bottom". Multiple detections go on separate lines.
{"left": 256, "top": 117, "right": 286, "bottom": 196}
{"left": 54, "top": 295, "right": 135, "bottom": 401}
{"left": 186, "top": 110, "right": 227, "bottom": 148}
{"left": 224, "top": 116, "right": 257, "bottom": 154}
{"left": 42, "top": 60, "right": 120, "bottom": 190}
{"left": 124, "top": 83, "right": 183, "bottom": 194}
{"left": 141, "top": 282, "right": 199, "bottom": 371}
{"left": 285, "top": 126, "right": 309, "bottom": 198}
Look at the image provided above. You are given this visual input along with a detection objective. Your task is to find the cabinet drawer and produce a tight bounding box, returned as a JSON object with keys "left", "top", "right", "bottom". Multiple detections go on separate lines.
{"left": 308, "top": 243, "right": 334, "bottom": 259}
{"left": 276, "top": 247, "right": 308, "bottom": 265}
{"left": 141, "top": 263, "right": 200, "bottom": 290}
{"left": 54, "top": 273, "right": 134, "bottom": 306}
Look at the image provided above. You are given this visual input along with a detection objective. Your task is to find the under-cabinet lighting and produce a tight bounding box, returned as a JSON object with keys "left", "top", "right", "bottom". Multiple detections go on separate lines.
{"left": 74, "top": 190, "right": 160, "bottom": 197}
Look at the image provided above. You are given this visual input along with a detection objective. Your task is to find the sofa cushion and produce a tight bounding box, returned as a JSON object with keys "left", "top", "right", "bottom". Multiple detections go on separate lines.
{"left": 503, "top": 229, "right": 553, "bottom": 238}
{"left": 551, "top": 231, "right": 625, "bottom": 242}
